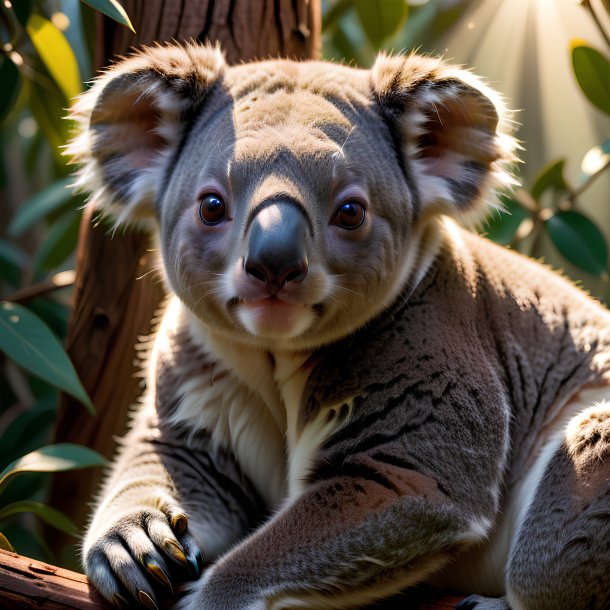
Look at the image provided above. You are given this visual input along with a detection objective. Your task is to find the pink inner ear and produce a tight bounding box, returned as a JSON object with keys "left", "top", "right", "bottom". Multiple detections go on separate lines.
{"left": 415, "top": 92, "right": 499, "bottom": 179}
{"left": 91, "top": 87, "right": 173, "bottom": 171}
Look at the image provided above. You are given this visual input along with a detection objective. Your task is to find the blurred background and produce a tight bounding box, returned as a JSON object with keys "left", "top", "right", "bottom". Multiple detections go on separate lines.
{"left": 0, "top": 0, "right": 608, "bottom": 570}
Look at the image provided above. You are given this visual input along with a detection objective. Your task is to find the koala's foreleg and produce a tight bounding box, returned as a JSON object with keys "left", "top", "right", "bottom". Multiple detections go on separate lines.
{"left": 181, "top": 465, "right": 486, "bottom": 610}
{"left": 82, "top": 399, "right": 263, "bottom": 609}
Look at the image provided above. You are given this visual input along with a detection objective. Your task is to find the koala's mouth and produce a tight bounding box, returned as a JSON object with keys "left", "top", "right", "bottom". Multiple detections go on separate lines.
{"left": 228, "top": 296, "right": 317, "bottom": 339}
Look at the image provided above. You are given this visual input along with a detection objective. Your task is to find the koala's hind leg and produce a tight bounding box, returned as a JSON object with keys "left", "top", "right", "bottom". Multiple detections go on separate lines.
{"left": 503, "top": 402, "right": 610, "bottom": 610}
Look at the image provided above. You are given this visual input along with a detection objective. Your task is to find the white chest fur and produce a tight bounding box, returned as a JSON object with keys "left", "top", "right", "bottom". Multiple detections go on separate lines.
{"left": 164, "top": 304, "right": 339, "bottom": 508}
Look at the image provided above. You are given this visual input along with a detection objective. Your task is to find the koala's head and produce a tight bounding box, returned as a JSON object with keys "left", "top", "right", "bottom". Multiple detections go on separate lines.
{"left": 70, "top": 43, "right": 515, "bottom": 350}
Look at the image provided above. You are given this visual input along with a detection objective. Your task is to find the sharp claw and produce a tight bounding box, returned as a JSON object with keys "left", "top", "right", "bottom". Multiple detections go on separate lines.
{"left": 171, "top": 513, "right": 188, "bottom": 535}
{"left": 186, "top": 554, "right": 200, "bottom": 579}
{"left": 146, "top": 562, "right": 174, "bottom": 594}
{"left": 164, "top": 539, "right": 187, "bottom": 565}
{"left": 138, "top": 590, "right": 159, "bottom": 610}
{"left": 185, "top": 545, "right": 205, "bottom": 578}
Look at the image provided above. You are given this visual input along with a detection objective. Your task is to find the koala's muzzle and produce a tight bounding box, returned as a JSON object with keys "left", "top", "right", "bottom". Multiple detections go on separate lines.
{"left": 244, "top": 200, "right": 310, "bottom": 296}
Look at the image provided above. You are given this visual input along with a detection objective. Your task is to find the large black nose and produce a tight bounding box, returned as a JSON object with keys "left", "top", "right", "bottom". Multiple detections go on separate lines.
{"left": 244, "top": 200, "right": 310, "bottom": 296}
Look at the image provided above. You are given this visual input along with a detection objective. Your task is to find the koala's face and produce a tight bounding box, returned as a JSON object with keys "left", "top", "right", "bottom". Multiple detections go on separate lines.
{"left": 71, "top": 45, "right": 514, "bottom": 350}
{"left": 159, "top": 62, "right": 415, "bottom": 349}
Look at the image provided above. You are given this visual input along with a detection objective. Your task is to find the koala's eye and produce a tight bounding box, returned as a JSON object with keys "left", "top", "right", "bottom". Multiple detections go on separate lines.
{"left": 198, "top": 193, "right": 227, "bottom": 225}
{"left": 333, "top": 200, "right": 366, "bottom": 230}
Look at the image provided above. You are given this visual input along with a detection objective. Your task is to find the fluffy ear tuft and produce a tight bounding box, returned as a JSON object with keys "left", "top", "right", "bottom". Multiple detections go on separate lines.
{"left": 371, "top": 53, "right": 518, "bottom": 223}
{"left": 67, "top": 42, "right": 226, "bottom": 230}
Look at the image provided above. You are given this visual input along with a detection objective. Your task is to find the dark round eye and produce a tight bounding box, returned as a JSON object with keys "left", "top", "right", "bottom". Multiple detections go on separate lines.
{"left": 333, "top": 200, "right": 366, "bottom": 230}
{"left": 198, "top": 193, "right": 226, "bottom": 225}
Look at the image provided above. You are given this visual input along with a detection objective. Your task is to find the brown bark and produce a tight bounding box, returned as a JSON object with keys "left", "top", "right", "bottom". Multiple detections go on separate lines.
{"left": 0, "top": 549, "right": 106, "bottom": 609}
{"left": 0, "top": 548, "right": 464, "bottom": 610}
{"left": 48, "top": 0, "right": 321, "bottom": 560}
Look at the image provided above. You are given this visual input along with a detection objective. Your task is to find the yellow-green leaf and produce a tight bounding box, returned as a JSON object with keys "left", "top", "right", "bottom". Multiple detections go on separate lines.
{"left": 0, "top": 532, "right": 15, "bottom": 552}
{"left": 26, "top": 13, "right": 81, "bottom": 102}
{"left": 80, "top": 0, "right": 135, "bottom": 32}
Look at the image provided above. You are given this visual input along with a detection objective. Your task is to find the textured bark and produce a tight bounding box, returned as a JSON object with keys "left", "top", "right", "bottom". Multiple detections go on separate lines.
{"left": 0, "top": 549, "right": 106, "bottom": 609}
{"left": 48, "top": 0, "right": 321, "bottom": 559}
{"left": 0, "top": 548, "right": 464, "bottom": 610}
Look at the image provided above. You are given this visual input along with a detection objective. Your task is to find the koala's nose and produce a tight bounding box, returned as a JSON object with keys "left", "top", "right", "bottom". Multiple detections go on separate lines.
{"left": 244, "top": 200, "right": 310, "bottom": 296}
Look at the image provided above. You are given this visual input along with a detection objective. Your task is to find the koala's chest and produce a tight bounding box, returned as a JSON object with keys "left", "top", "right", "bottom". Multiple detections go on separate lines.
{"left": 181, "top": 339, "right": 351, "bottom": 507}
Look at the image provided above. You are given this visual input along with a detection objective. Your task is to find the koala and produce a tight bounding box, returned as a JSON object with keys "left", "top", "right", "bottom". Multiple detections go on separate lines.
{"left": 70, "top": 43, "right": 610, "bottom": 610}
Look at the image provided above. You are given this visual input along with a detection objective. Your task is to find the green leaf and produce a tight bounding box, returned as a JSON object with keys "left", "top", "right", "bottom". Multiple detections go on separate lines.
{"left": 0, "top": 501, "right": 78, "bottom": 536}
{"left": 0, "top": 56, "right": 21, "bottom": 124}
{"left": 545, "top": 210, "right": 609, "bottom": 277}
{"left": 571, "top": 42, "right": 610, "bottom": 116}
{"left": 8, "top": 178, "right": 75, "bottom": 237}
{"left": 0, "top": 444, "right": 106, "bottom": 491}
{"left": 354, "top": 0, "right": 408, "bottom": 47}
{"left": 580, "top": 138, "right": 610, "bottom": 179}
{"left": 0, "top": 302, "right": 94, "bottom": 412}
{"left": 0, "top": 532, "right": 15, "bottom": 552}
{"left": 80, "top": 0, "right": 135, "bottom": 32}
{"left": 484, "top": 196, "right": 530, "bottom": 245}
{"left": 33, "top": 210, "right": 82, "bottom": 273}
{"left": 26, "top": 14, "right": 82, "bottom": 102}
{"left": 531, "top": 159, "right": 569, "bottom": 202}
{"left": 0, "top": 240, "right": 27, "bottom": 286}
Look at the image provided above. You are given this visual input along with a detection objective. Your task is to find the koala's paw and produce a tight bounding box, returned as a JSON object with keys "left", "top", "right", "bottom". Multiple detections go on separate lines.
{"left": 83, "top": 505, "right": 204, "bottom": 609}
{"left": 454, "top": 594, "right": 511, "bottom": 610}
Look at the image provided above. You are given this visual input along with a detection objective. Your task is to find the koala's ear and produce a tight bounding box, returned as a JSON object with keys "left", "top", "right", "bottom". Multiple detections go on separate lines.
{"left": 68, "top": 43, "right": 226, "bottom": 229}
{"left": 371, "top": 53, "right": 517, "bottom": 220}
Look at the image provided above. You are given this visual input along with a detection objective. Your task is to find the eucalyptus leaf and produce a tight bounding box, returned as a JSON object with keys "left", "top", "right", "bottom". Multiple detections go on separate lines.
{"left": 571, "top": 42, "right": 610, "bottom": 116}
{"left": 531, "top": 159, "right": 569, "bottom": 202}
{"left": 0, "top": 501, "right": 78, "bottom": 536}
{"left": 80, "top": 0, "right": 135, "bottom": 32}
{"left": 8, "top": 178, "right": 75, "bottom": 237}
{"left": 354, "top": 0, "right": 407, "bottom": 47}
{"left": 484, "top": 196, "right": 530, "bottom": 245}
{"left": 26, "top": 14, "right": 82, "bottom": 102}
{"left": 0, "top": 443, "right": 106, "bottom": 492}
{"left": 545, "top": 210, "right": 608, "bottom": 277}
{"left": 0, "top": 302, "right": 93, "bottom": 412}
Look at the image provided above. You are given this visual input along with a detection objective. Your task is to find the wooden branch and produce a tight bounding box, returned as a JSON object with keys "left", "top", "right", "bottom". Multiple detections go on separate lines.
{"left": 0, "top": 549, "right": 106, "bottom": 610}
{"left": 0, "top": 548, "right": 465, "bottom": 610}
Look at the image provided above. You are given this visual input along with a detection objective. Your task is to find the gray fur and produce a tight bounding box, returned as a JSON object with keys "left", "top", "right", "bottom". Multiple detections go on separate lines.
{"left": 70, "top": 43, "right": 610, "bottom": 609}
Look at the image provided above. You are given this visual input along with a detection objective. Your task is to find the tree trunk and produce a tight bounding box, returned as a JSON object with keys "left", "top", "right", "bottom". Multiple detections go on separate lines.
{"left": 48, "top": 0, "right": 321, "bottom": 563}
